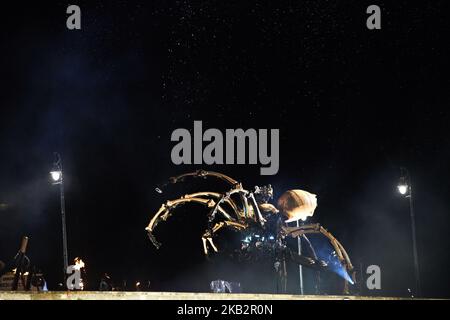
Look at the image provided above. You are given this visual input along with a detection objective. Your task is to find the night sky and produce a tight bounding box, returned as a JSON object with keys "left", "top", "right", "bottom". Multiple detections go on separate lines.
{"left": 0, "top": 1, "right": 449, "bottom": 297}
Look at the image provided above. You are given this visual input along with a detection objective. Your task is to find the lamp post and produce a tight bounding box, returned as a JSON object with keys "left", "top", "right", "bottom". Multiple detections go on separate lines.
{"left": 50, "top": 152, "right": 68, "bottom": 281}
{"left": 397, "top": 167, "right": 421, "bottom": 297}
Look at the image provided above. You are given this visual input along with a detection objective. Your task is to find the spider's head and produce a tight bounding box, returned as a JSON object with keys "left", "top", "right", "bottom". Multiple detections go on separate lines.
{"left": 254, "top": 184, "right": 274, "bottom": 203}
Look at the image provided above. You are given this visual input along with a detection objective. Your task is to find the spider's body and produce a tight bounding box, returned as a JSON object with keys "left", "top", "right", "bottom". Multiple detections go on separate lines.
{"left": 145, "top": 170, "right": 355, "bottom": 293}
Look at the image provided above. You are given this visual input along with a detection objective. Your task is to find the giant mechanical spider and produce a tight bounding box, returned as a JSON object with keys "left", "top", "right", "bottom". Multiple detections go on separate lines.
{"left": 145, "top": 170, "right": 356, "bottom": 294}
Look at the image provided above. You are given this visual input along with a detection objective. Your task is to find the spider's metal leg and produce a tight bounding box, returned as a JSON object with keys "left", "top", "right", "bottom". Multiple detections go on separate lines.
{"left": 318, "top": 226, "right": 355, "bottom": 276}
{"left": 282, "top": 223, "right": 356, "bottom": 294}
{"left": 147, "top": 229, "right": 162, "bottom": 249}
{"left": 145, "top": 194, "right": 234, "bottom": 249}
{"left": 188, "top": 192, "right": 241, "bottom": 221}
{"left": 318, "top": 226, "right": 356, "bottom": 293}
{"left": 207, "top": 185, "right": 250, "bottom": 222}
{"left": 211, "top": 221, "right": 247, "bottom": 233}
{"left": 287, "top": 249, "right": 329, "bottom": 271}
{"left": 166, "top": 170, "right": 240, "bottom": 188}
{"left": 207, "top": 238, "right": 219, "bottom": 252}
{"left": 207, "top": 193, "right": 230, "bottom": 223}
{"left": 201, "top": 227, "right": 218, "bottom": 255}
{"left": 241, "top": 190, "right": 251, "bottom": 219}
{"left": 201, "top": 221, "right": 248, "bottom": 256}
{"left": 247, "top": 192, "right": 267, "bottom": 225}
{"left": 145, "top": 203, "right": 171, "bottom": 249}
{"left": 201, "top": 236, "right": 218, "bottom": 256}
{"left": 202, "top": 237, "right": 209, "bottom": 255}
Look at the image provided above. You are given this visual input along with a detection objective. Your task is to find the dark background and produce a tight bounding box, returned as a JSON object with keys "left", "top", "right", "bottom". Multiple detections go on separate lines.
{"left": 0, "top": 1, "right": 449, "bottom": 297}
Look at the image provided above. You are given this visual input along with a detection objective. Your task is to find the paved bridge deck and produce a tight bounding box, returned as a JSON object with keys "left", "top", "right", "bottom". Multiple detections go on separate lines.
{"left": 0, "top": 291, "right": 427, "bottom": 300}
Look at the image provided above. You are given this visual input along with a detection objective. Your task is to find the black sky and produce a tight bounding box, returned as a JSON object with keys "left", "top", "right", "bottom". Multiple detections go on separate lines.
{"left": 0, "top": 1, "right": 449, "bottom": 297}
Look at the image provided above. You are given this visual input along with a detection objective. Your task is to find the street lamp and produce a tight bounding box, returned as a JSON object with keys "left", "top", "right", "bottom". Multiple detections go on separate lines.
{"left": 50, "top": 152, "right": 68, "bottom": 282}
{"left": 397, "top": 177, "right": 408, "bottom": 195}
{"left": 397, "top": 167, "right": 421, "bottom": 297}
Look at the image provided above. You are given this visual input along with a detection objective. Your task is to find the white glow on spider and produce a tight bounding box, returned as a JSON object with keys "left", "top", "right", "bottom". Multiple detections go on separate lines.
{"left": 50, "top": 170, "right": 62, "bottom": 182}
{"left": 242, "top": 236, "right": 252, "bottom": 243}
{"left": 397, "top": 184, "right": 408, "bottom": 195}
{"left": 285, "top": 207, "right": 314, "bottom": 223}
